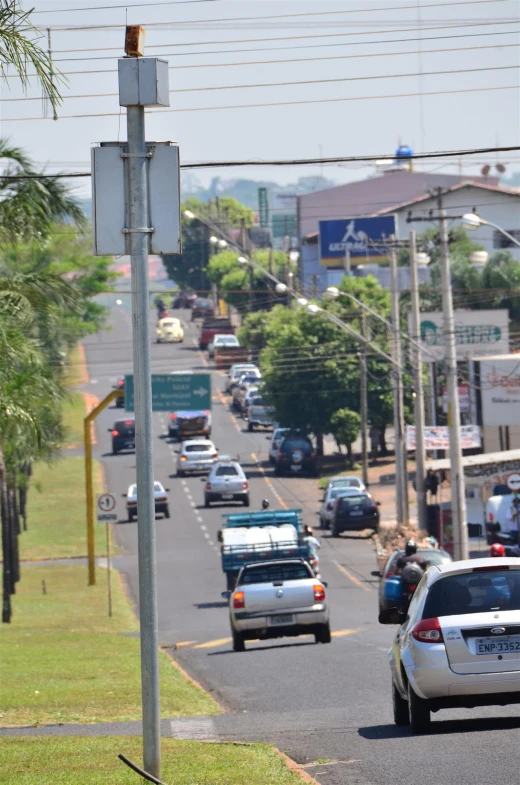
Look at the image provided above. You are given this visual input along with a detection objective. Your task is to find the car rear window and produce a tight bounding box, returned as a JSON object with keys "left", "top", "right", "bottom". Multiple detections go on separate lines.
{"left": 195, "top": 299, "right": 212, "bottom": 308}
{"left": 154, "top": 483, "right": 163, "bottom": 492}
{"left": 116, "top": 420, "right": 134, "bottom": 430}
{"left": 239, "top": 563, "right": 312, "bottom": 585}
{"left": 282, "top": 439, "right": 312, "bottom": 452}
{"left": 216, "top": 466, "right": 239, "bottom": 476}
{"left": 332, "top": 479, "right": 360, "bottom": 488}
{"left": 423, "top": 569, "right": 520, "bottom": 617}
{"left": 338, "top": 495, "right": 371, "bottom": 510}
{"left": 185, "top": 444, "right": 212, "bottom": 453}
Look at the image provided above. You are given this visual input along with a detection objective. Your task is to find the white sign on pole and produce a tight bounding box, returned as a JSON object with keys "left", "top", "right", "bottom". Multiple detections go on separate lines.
{"left": 97, "top": 493, "right": 117, "bottom": 523}
{"left": 507, "top": 473, "right": 520, "bottom": 491}
{"left": 409, "top": 310, "right": 509, "bottom": 362}
{"left": 407, "top": 425, "right": 481, "bottom": 451}
{"left": 442, "top": 383, "right": 470, "bottom": 414}
{"left": 478, "top": 355, "right": 520, "bottom": 426}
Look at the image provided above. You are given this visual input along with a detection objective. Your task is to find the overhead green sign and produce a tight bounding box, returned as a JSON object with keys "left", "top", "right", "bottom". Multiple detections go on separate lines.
{"left": 125, "top": 373, "right": 211, "bottom": 412}
{"left": 258, "top": 187, "right": 269, "bottom": 228}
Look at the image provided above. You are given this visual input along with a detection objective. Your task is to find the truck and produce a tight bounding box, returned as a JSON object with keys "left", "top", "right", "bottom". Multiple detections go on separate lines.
{"left": 218, "top": 508, "right": 313, "bottom": 591}
{"left": 199, "top": 318, "right": 235, "bottom": 350}
{"left": 214, "top": 345, "right": 249, "bottom": 370}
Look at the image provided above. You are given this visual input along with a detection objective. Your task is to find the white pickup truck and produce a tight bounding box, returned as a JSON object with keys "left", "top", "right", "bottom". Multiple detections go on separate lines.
{"left": 225, "top": 558, "right": 331, "bottom": 652}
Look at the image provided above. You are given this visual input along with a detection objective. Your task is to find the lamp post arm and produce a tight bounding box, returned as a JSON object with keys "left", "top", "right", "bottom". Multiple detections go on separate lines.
{"left": 477, "top": 218, "right": 520, "bottom": 250}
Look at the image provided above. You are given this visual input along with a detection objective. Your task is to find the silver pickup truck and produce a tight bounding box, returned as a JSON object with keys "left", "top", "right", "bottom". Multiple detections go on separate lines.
{"left": 225, "top": 558, "right": 331, "bottom": 652}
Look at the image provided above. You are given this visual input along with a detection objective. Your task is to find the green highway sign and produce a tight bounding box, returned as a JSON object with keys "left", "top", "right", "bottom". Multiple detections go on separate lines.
{"left": 258, "top": 187, "right": 269, "bottom": 228}
{"left": 125, "top": 373, "right": 211, "bottom": 412}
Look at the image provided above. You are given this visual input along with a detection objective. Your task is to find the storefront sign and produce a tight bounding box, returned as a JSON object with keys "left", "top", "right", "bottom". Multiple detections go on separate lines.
{"left": 318, "top": 215, "right": 397, "bottom": 267}
{"left": 409, "top": 310, "right": 509, "bottom": 362}
{"left": 406, "top": 424, "right": 481, "bottom": 451}
{"left": 479, "top": 356, "right": 520, "bottom": 426}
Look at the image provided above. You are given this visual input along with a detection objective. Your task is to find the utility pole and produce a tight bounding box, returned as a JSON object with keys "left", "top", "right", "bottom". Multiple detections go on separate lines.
{"left": 268, "top": 245, "right": 274, "bottom": 308}
{"left": 240, "top": 218, "right": 254, "bottom": 311}
{"left": 389, "top": 242, "right": 408, "bottom": 526}
{"left": 344, "top": 247, "right": 351, "bottom": 276}
{"left": 437, "top": 190, "right": 468, "bottom": 560}
{"left": 409, "top": 230, "right": 427, "bottom": 532}
{"left": 359, "top": 310, "right": 369, "bottom": 487}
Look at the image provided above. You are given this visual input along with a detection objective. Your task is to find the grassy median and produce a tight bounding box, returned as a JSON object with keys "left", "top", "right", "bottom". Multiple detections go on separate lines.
{"left": 19, "top": 456, "right": 105, "bottom": 561}
{"left": 0, "top": 737, "right": 301, "bottom": 785}
{"left": 1, "top": 564, "right": 219, "bottom": 726}
{"left": 62, "top": 391, "right": 86, "bottom": 446}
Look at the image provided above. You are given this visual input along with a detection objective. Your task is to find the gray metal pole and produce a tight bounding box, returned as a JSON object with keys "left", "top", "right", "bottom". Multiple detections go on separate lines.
{"left": 126, "top": 104, "right": 161, "bottom": 778}
{"left": 437, "top": 199, "right": 468, "bottom": 561}
{"left": 389, "top": 245, "right": 405, "bottom": 526}
{"left": 409, "top": 230, "right": 427, "bottom": 532}
{"left": 359, "top": 310, "right": 369, "bottom": 487}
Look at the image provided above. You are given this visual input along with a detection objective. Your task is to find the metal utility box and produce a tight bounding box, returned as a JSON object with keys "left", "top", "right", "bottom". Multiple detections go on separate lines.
{"left": 91, "top": 141, "right": 181, "bottom": 256}
{"left": 118, "top": 58, "right": 169, "bottom": 107}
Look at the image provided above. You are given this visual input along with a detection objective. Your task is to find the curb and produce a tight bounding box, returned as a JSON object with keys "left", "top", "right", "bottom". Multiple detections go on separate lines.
{"left": 274, "top": 748, "right": 320, "bottom": 785}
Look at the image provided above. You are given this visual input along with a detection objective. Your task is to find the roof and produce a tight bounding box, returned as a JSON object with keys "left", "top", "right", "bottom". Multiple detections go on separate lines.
{"left": 373, "top": 179, "right": 520, "bottom": 216}
{"left": 425, "top": 448, "right": 520, "bottom": 473}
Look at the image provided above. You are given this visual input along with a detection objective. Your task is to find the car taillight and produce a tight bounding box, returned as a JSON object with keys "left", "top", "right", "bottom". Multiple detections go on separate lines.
{"left": 242, "top": 481, "right": 248, "bottom": 490}
{"left": 326, "top": 503, "right": 333, "bottom": 511}
{"left": 205, "top": 482, "right": 212, "bottom": 490}
{"left": 180, "top": 455, "right": 186, "bottom": 461}
{"left": 170, "top": 413, "right": 176, "bottom": 420}
{"left": 212, "top": 453, "right": 218, "bottom": 458}
{"left": 112, "top": 430, "right": 119, "bottom": 436}
{"left": 412, "top": 617, "right": 444, "bottom": 643}
{"left": 313, "top": 584, "right": 326, "bottom": 602}
{"left": 118, "top": 380, "right": 124, "bottom": 388}
{"left": 233, "top": 591, "right": 245, "bottom": 609}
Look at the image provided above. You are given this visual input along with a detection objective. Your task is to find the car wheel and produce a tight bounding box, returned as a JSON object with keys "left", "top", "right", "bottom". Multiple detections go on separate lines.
{"left": 243, "top": 496, "right": 250, "bottom": 507}
{"left": 393, "top": 681, "right": 408, "bottom": 726}
{"left": 177, "top": 470, "right": 184, "bottom": 478}
{"left": 164, "top": 507, "right": 170, "bottom": 519}
{"left": 331, "top": 522, "right": 340, "bottom": 537}
{"left": 274, "top": 467, "right": 282, "bottom": 477}
{"left": 205, "top": 496, "right": 210, "bottom": 508}
{"left": 232, "top": 629, "right": 245, "bottom": 652}
{"left": 408, "top": 683, "right": 431, "bottom": 734}
{"left": 128, "top": 512, "right": 134, "bottom": 522}
{"left": 247, "top": 423, "right": 253, "bottom": 432}
{"left": 318, "top": 516, "right": 325, "bottom": 529}
{"left": 315, "top": 623, "right": 331, "bottom": 644}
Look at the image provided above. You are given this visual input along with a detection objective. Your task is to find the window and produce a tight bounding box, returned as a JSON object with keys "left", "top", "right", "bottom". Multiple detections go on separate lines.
{"left": 423, "top": 570, "right": 520, "bottom": 618}
{"left": 239, "top": 562, "right": 312, "bottom": 585}
{"left": 282, "top": 439, "right": 311, "bottom": 452}
{"left": 185, "top": 444, "right": 212, "bottom": 453}
{"left": 493, "top": 229, "right": 520, "bottom": 249}
{"left": 216, "top": 466, "right": 239, "bottom": 477}
{"left": 154, "top": 483, "right": 164, "bottom": 492}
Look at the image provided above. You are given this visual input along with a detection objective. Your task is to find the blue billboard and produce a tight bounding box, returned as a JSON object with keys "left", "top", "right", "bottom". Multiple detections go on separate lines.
{"left": 318, "top": 215, "right": 397, "bottom": 267}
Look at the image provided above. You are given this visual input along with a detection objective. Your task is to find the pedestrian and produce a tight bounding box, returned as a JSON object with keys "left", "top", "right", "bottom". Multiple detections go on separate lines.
{"left": 369, "top": 425, "right": 381, "bottom": 465}
{"left": 424, "top": 469, "right": 439, "bottom": 502}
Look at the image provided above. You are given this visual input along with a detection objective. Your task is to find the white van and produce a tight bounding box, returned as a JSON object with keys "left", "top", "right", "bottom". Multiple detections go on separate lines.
{"left": 485, "top": 493, "right": 520, "bottom": 544}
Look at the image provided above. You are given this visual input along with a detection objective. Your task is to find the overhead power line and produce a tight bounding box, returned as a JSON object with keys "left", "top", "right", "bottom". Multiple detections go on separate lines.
{"left": 4, "top": 143, "right": 520, "bottom": 179}
{"left": 32, "top": 0, "right": 220, "bottom": 13}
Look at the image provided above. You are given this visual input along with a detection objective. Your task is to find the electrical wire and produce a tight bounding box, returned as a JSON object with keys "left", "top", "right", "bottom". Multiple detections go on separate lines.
{"left": 32, "top": 0, "right": 220, "bottom": 13}
{"left": 3, "top": 83, "right": 519, "bottom": 122}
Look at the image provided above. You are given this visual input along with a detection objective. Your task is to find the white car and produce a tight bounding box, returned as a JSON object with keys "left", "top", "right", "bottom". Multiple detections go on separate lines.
{"left": 268, "top": 427, "right": 290, "bottom": 463}
{"left": 226, "top": 558, "right": 331, "bottom": 652}
{"left": 240, "top": 386, "right": 262, "bottom": 418}
{"left": 225, "top": 364, "right": 259, "bottom": 393}
{"left": 319, "top": 485, "right": 365, "bottom": 529}
{"left": 124, "top": 481, "right": 170, "bottom": 522}
{"left": 381, "top": 557, "right": 520, "bottom": 733}
{"left": 208, "top": 333, "right": 240, "bottom": 358}
{"left": 176, "top": 439, "right": 218, "bottom": 476}
{"left": 326, "top": 475, "right": 366, "bottom": 492}
{"left": 204, "top": 459, "right": 249, "bottom": 507}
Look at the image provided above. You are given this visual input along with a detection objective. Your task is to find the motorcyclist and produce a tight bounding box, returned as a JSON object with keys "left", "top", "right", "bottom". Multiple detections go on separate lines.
{"left": 396, "top": 540, "right": 427, "bottom": 612}
{"left": 303, "top": 524, "right": 321, "bottom": 578}
{"left": 489, "top": 543, "right": 506, "bottom": 557}
{"left": 396, "top": 539, "right": 427, "bottom": 572}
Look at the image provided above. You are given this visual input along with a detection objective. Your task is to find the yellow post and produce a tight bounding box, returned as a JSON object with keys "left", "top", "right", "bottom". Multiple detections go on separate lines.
{"left": 84, "top": 389, "right": 121, "bottom": 586}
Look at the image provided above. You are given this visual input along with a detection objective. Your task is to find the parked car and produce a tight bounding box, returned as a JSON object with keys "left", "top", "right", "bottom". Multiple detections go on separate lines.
{"left": 239, "top": 386, "right": 262, "bottom": 417}
{"left": 380, "top": 557, "right": 520, "bottom": 733}
{"left": 246, "top": 404, "right": 274, "bottom": 432}
{"left": 232, "top": 374, "right": 262, "bottom": 412}
{"left": 204, "top": 459, "right": 249, "bottom": 507}
{"left": 225, "top": 363, "right": 259, "bottom": 393}
{"left": 326, "top": 475, "right": 366, "bottom": 492}
{"left": 274, "top": 435, "right": 318, "bottom": 478}
{"left": 109, "top": 417, "right": 135, "bottom": 455}
{"left": 156, "top": 317, "right": 184, "bottom": 343}
{"left": 329, "top": 489, "right": 379, "bottom": 536}
{"left": 176, "top": 439, "right": 218, "bottom": 476}
{"left": 268, "top": 427, "right": 290, "bottom": 463}
{"left": 226, "top": 558, "right": 331, "bottom": 652}
{"left": 378, "top": 548, "right": 452, "bottom": 613}
{"left": 124, "top": 481, "right": 170, "bottom": 521}
{"left": 113, "top": 378, "right": 125, "bottom": 408}
{"left": 208, "top": 333, "right": 240, "bottom": 359}
{"left": 191, "top": 298, "right": 214, "bottom": 320}
{"left": 319, "top": 485, "right": 366, "bottom": 530}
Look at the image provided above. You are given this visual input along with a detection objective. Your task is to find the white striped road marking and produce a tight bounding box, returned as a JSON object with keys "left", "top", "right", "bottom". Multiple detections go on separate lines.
{"left": 200, "top": 524, "right": 207, "bottom": 531}
{"left": 204, "top": 532, "right": 210, "bottom": 539}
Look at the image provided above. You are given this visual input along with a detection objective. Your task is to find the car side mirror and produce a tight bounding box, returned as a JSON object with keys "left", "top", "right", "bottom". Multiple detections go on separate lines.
{"left": 378, "top": 607, "right": 405, "bottom": 625}
{"left": 322, "top": 581, "right": 328, "bottom": 588}
{"left": 174, "top": 449, "right": 180, "bottom": 454}
{"left": 217, "top": 530, "right": 223, "bottom": 543}
{"left": 122, "top": 493, "right": 127, "bottom": 498}
{"left": 221, "top": 591, "right": 230, "bottom": 600}
{"left": 108, "top": 428, "right": 112, "bottom": 432}
{"left": 165, "top": 488, "right": 170, "bottom": 492}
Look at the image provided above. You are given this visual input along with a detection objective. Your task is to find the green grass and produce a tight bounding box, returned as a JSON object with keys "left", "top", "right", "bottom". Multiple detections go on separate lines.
{"left": 20, "top": 456, "right": 105, "bottom": 560}
{"left": 62, "top": 391, "right": 85, "bottom": 446}
{"left": 1, "top": 565, "right": 219, "bottom": 726}
{"left": 0, "top": 737, "right": 301, "bottom": 785}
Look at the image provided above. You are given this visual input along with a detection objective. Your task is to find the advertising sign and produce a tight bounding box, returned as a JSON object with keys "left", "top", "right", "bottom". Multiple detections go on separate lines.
{"left": 406, "top": 425, "right": 481, "bottom": 451}
{"left": 479, "top": 356, "right": 520, "bottom": 426}
{"left": 318, "top": 215, "right": 397, "bottom": 267}
{"left": 410, "top": 310, "right": 509, "bottom": 362}
{"left": 442, "top": 384, "right": 470, "bottom": 414}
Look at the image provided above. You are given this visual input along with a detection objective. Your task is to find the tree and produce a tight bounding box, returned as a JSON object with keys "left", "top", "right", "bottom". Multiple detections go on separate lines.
{"left": 330, "top": 409, "right": 361, "bottom": 468}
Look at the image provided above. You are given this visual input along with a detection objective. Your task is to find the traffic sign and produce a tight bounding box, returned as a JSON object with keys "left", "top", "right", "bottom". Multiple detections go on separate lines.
{"left": 125, "top": 373, "right": 211, "bottom": 412}
{"left": 507, "top": 474, "right": 520, "bottom": 492}
{"left": 97, "top": 493, "right": 117, "bottom": 522}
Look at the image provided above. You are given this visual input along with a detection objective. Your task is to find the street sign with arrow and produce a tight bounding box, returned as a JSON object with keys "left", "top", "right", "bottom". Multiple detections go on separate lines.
{"left": 125, "top": 373, "right": 212, "bottom": 411}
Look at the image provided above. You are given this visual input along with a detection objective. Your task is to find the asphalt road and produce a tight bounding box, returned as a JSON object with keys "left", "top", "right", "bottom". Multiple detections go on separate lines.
{"left": 83, "top": 305, "right": 520, "bottom": 785}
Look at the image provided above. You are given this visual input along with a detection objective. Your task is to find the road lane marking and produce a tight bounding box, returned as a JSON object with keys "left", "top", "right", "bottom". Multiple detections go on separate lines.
{"left": 173, "top": 641, "right": 197, "bottom": 649}
{"left": 200, "top": 524, "right": 207, "bottom": 531}
{"left": 331, "top": 628, "right": 360, "bottom": 638}
{"left": 193, "top": 637, "right": 231, "bottom": 649}
{"left": 333, "top": 560, "right": 371, "bottom": 592}
{"left": 252, "top": 453, "right": 288, "bottom": 509}
{"left": 204, "top": 531, "right": 210, "bottom": 539}
{"left": 208, "top": 540, "right": 214, "bottom": 546}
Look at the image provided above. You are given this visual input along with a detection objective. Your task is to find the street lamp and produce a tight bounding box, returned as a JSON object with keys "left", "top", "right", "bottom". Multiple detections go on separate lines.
{"left": 209, "top": 235, "right": 219, "bottom": 245}
{"left": 325, "top": 286, "right": 340, "bottom": 299}
{"left": 307, "top": 303, "right": 321, "bottom": 315}
{"left": 237, "top": 256, "right": 247, "bottom": 264}
{"left": 183, "top": 209, "right": 195, "bottom": 220}
{"left": 218, "top": 239, "right": 228, "bottom": 248}
{"left": 275, "top": 282, "right": 288, "bottom": 294}
{"left": 462, "top": 213, "right": 520, "bottom": 250}
{"left": 296, "top": 297, "right": 309, "bottom": 307}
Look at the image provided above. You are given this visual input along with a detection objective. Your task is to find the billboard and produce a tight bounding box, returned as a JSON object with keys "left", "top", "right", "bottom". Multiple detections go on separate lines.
{"left": 318, "top": 215, "right": 397, "bottom": 267}
{"left": 410, "top": 310, "right": 509, "bottom": 362}
{"left": 406, "top": 425, "right": 481, "bottom": 451}
{"left": 478, "top": 356, "right": 520, "bottom": 426}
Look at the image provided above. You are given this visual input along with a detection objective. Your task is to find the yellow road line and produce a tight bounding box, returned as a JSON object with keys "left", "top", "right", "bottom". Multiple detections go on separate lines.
{"left": 333, "top": 560, "right": 371, "bottom": 592}
{"left": 174, "top": 640, "right": 197, "bottom": 649}
{"left": 253, "top": 456, "right": 288, "bottom": 509}
{"left": 331, "top": 628, "right": 360, "bottom": 638}
{"left": 193, "top": 637, "right": 232, "bottom": 649}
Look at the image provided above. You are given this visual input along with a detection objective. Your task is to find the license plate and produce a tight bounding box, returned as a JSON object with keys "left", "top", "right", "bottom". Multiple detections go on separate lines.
{"left": 222, "top": 493, "right": 233, "bottom": 500}
{"left": 269, "top": 614, "right": 295, "bottom": 626}
{"left": 125, "top": 441, "right": 134, "bottom": 448}
{"left": 350, "top": 510, "right": 363, "bottom": 516}
{"left": 290, "top": 464, "right": 302, "bottom": 472}
{"left": 475, "top": 635, "right": 520, "bottom": 654}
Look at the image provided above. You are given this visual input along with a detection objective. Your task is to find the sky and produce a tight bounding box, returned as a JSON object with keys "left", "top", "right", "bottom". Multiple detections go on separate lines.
{"left": 3, "top": 0, "right": 520, "bottom": 198}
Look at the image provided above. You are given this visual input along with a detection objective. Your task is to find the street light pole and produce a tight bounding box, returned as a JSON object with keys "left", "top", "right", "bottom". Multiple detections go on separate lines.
{"left": 438, "top": 197, "right": 468, "bottom": 560}
{"left": 389, "top": 243, "right": 407, "bottom": 526}
{"left": 409, "top": 230, "right": 427, "bottom": 532}
{"left": 359, "top": 310, "right": 369, "bottom": 487}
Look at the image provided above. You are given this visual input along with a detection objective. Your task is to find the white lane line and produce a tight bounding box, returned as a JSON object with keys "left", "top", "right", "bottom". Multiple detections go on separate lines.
{"left": 191, "top": 501, "right": 196, "bottom": 508}
{"left": 196, "top": 515, "right": 203, "bottom": 523}
{"left": 208, "top": 540, "right": 214, "bottom": 547}
{"left": 181, "top": 480, "right": 187, "bottom": 486}
{"left": 204, "top": 532, "right": 210, "bottom": 539}
{"left": 200, "top": 524, "right": 207, "bottom": 531}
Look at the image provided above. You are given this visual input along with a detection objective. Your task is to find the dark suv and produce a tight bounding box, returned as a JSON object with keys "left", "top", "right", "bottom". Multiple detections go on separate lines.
{"left": 330, "top": 491, "right": 379, "bottom": 536}
{"left": 109, "top": 418, "right": 135, "bottom": 455}
{"left": 274, "top": 436, "right": 318, "bottom": 478}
